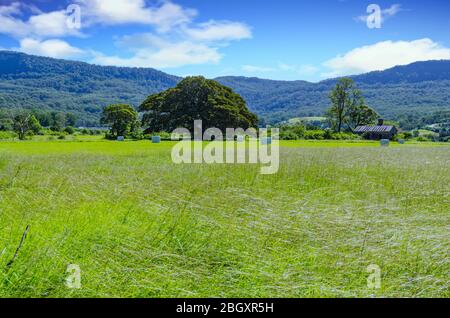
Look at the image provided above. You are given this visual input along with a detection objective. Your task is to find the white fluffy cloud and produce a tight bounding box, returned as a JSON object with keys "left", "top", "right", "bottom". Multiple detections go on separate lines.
{"left": 88, "top": 15, "right": 252, "bottom": 69}
{"left": 89, "top": 15, "right": 252, "bottom": 69}
{"left": 92, "top": 34, "right": 221, "bottom": 68}
{"left": 27, "top": 10, "right": 82, "bottom": 37}
{"left": 77, "top": 0, "right": 197, "bottom": 32}
{"left": 0, "top": 1, "right": 252, "bottom": 67}
{"left": 0, "top": 2, "right": 22, "bottom": 16}
{"left": 0, "top": 2, "right": 81, "bottom": 38}
{"left": 0, "top": 2, "right": 31, "bottom": 38}
{"left": 0, "top": 0, "right": 196, "bottom": 38}
{"left": 18, "top": 38, "right": 85, "bottom": 59}
{"left": 323, "top": 39, "right": 450, "bottom": 77}
{"left": 184, "top": 21, "right": 252, "bottom": 42}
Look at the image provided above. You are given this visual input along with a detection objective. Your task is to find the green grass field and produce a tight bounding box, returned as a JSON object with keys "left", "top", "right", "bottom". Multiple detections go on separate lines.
{"left": 0, "top": 139, "right": 448, "bottom": 297}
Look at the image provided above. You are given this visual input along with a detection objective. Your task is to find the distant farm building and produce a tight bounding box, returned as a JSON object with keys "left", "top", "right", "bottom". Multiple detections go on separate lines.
{"left": 355, "top": 119, "right": 398, "bottom": 140}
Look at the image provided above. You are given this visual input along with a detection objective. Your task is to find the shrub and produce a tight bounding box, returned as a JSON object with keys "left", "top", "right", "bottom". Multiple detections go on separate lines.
{"left": 0, "top": 119, "right": 13, "bottom": 131}
{"left": 279, "top": 124, "right": 306, "bottom": 140}
{"left": 329, "top": 132, "right": 359, "bottom": 140}
{"left": 304, "top": 130, "right": 325, "bottom": 140}
{"left": 128, "top": 129, "right": 144, "bottom": 140}
{"left": 25, "top": 130, "right": 35, "bottom": 138}
{"left": 0, "top": 131, "right": 16, "bottom": 140}
{"left": 280, "top": 131, "right": 299, "bottom": 140}
{"left": 64, "top": 126, "right": 75, "bottom": 135}
{"left": 105, "top": 131, "right": 116, "bottom": 140}
{"left": 402, "top": 132, "right": 413, "bottom": 140}
{"left": 324, "top": 129, "right": 333, "bottom": 140}
{"left": 416, "top": 136, "right": 429, "bottom": 142}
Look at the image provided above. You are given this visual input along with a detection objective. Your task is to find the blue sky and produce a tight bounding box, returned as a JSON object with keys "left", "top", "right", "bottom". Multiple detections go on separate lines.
{"left": 0, "top": 0, "right": 449, "bottom": 81}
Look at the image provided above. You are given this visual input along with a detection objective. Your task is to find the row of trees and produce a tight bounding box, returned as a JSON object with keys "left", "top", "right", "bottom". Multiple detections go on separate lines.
{"left": 0, "top": 110, "right": 77, "bottom": 129}
{"left": 85, "top": 77, "right": 380, "bottom": 140}
{"left": 4, "top": 76, "right": 441, "bottom": 142}
{"left": 0, "top": 109, "right": 78, "bottom": 140}
{"left": 0, "top": 76, "right": 256, "bottom": 141}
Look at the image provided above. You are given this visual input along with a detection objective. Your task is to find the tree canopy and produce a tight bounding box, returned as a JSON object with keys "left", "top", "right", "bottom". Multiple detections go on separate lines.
{"left": 327, "top": 78, "right": 378, "bottom": 132}
{"left": 139, "top": 76, "right": 258, "bottom": 133}
{"left": 101, "top": 104, "right": 138, "bottom": 138}
{"left": 12, "top": 111, "right": 41, "bottom": 140}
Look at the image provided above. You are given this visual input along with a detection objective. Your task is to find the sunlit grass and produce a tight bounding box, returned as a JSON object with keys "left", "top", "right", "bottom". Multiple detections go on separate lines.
{"left": 0, "top": 140, "right": 448, "bottom": 297}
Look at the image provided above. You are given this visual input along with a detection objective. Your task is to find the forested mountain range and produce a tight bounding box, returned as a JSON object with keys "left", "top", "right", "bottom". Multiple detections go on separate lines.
{"left": 216, "top": 60, "right": 450, "bottom": 124}
{"left": 0, "top": 51, "right": 449, "bottom": 126}
{"left": 0, "top": 51, "right": 179, "bottom": 126}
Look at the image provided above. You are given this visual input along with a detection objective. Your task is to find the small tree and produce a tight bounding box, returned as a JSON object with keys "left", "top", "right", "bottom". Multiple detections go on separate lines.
{"left": 0, "top": 118, "right": 13, "bottom": 131}
{"left": 13, "top": 112, "right": 42, "bottom": 140}
{"left": 327, "top": 78, "right": 367, "bottom": 132}
{"left": 50, "top": 112, "right": 66, "bottom": 132}
{"left": 64, "top": 126, "right": 75, "bottom": 135}
{"left": 101, "top": 104, "right": 138, "bottom": 138}
{"left": 65, "top": 113, "right": 78, "bottom": 127}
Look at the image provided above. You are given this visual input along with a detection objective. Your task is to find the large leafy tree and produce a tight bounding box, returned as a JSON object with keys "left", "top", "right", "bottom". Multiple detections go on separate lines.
{"left": 346, "top": 104, "right": 379, "bottom": 132}
{"left": 139, "top": 76, "right": 258, "bottom": 133}
{"left": 101, "top": 104, "right": 138, "bottom": 138}
{"left": 327, "top": 78, "right": 377, "bottom": 132}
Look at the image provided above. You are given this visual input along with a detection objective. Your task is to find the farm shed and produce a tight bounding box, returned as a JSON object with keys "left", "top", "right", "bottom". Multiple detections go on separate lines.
{"left": 354, "top": 119, "right": 398, "bottom": 140}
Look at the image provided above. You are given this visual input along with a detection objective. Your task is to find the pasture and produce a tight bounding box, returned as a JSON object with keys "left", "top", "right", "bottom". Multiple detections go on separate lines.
{"left": 0, "top": 139, "right": 448, "bottom": 297}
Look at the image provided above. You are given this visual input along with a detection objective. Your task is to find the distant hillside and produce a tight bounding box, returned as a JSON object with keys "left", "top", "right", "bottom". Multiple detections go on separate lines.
{"left": 217, "top": 60, "right": 450, "bottom": 124}
{"left": 0, "top": 51, "right": 180, "bottom": 126}
{"left": 215, "top": 77, "right": 321, "bottom": 123}
{"left": 0, "top": 51, "right": 449, "bottom": 125}
{"left": 349, "top": 60, "right": 450, "bottom": 84}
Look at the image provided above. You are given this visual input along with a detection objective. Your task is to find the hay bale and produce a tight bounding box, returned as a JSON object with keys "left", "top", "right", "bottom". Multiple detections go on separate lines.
{"left": 398, "top": 139, "right": 405, "bottom": 144}
{"left": 117, "top": 136, "right": 125, "bottom": 142}
{"left": 152, "top": 136, "right": 161, "bottom": 143}
{"left": 380, "top": 139, "right": 390, "bottom": 147}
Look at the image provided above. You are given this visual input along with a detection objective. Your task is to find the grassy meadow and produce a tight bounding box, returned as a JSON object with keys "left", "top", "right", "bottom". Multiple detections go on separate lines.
{"left": 0, "top": 139, "right": 449, "bottom": 297}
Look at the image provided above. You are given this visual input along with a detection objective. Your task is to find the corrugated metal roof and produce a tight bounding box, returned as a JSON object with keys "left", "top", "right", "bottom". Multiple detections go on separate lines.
{"left": 354, "top": 125, "right": 395, "bottom": 133}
